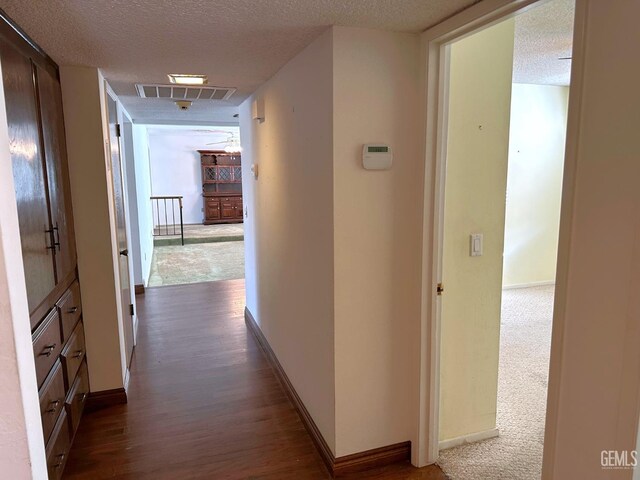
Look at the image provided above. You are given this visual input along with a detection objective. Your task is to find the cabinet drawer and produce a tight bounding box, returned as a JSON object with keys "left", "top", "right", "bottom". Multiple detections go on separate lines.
{"left": 65, "top": 359, "right": 89, "bottom": 436}
{"left": 57, "top": 280, "right": 81, "bottom": 343}
{"left": 32, "top": 309, "right": 63, "bottom": 389}
{"left": 61, "top": 321, "right": 86, "bottom": 388}
{"left": 39, "top": 359, "right": 66, "bottom": 444}
{"left": 46, "top": 409, "right": 70, "bottom": 480}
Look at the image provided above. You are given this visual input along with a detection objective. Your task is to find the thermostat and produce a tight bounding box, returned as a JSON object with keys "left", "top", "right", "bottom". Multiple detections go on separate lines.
{"left": 362, "top": 144, "right": 392, "bottom": 170}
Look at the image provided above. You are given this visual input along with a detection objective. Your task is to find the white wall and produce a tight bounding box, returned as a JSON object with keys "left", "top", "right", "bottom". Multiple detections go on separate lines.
{"left": 503, "top": 84, "right": 569, "bottom": 288}
{"left": 148, "top": 126, "right": 240, "bottom": 225}
{"left": 60, "top": 66, "right": 126, "bottom": 392}
{"left": 131, "top": 124, "right": 153, "bottom": 286}
{"left": 0, "top": 60, "right": 47, "bottom": 479}
{"left": 332, "top": 26, "right": 422, "bottom": 457}
{"left": 542, "top": 0, "right": 640, "bottom": 478}
{"left": 240, "top": 29, "right": 336, "bottom": 453}
{"left": 122, "top": 119, "right": 144, "bottom": 291}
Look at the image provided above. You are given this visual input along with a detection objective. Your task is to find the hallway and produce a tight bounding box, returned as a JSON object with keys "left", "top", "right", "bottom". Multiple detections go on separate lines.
{"left": 63, "top": 281, "right": 446, "bottom": 479}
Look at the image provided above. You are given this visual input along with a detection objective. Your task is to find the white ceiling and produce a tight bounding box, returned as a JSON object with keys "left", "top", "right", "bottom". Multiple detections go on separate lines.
{"left": 146, "top": 125, "right": 241, "bottom": 150}
{"left": 513, "top": 0, "right": 575, "bottom": 86}
{"left": 0, "top": 0, "right": 480, "bottom": 124}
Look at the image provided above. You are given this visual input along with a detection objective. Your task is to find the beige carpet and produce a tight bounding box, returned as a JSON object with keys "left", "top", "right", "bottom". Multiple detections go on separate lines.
{"left": 438, "top": 285, "right": 554, "bottom": 480}
{"left": 148, "top": 241, "right": 245, "bottom": 287}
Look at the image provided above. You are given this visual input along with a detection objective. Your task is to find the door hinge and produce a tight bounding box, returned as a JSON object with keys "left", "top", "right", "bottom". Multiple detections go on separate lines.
{"left": 115, "top": 123, "right": 121, "bottom": 137}
{"left": 129, "top": 303, "right": 134, "bottom": 316}
{"left": 436, "top": 283, "right": 444, "bottom": 296}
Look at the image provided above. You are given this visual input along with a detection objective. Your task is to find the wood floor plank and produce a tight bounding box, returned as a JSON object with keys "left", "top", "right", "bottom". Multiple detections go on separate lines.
{"left": 64, "top": 280, "right": 447, "bottom": 479}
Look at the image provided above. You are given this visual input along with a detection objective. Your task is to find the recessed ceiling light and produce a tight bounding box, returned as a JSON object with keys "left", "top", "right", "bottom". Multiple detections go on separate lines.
{"left": 168, "top": 74, "right": 208, "bottom": 85}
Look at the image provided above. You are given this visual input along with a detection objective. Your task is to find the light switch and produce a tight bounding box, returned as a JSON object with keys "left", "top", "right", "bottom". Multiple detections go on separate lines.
{"left": 470, "top": 233, "right": 483, "bottom": 257}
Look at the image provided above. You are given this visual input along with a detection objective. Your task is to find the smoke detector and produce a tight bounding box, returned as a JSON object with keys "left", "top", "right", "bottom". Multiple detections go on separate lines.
{"left": 175, "top": 100, "right": 192, "bottom": 111}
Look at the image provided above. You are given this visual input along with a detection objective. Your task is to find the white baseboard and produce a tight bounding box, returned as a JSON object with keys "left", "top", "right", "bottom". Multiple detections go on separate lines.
{"left": 439, "top": 427, "right": 500, "bottom": 451}
{"left": 502, "top": 280, "right": 555, "bottom": 290}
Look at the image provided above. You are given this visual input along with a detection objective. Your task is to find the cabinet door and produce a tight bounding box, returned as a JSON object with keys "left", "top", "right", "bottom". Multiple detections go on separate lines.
{"left": 205, "top": 199, "right": 221, "bottom": 220}
{"left": 233, "top": 197, "right": 243, "bottom": 219}
{"left": 220, "top": 197, "right": 235, "bottom": 219}
{"left": 0, "top": 41, "right": 55, "bottom": 313}
{"left": 35, "top": 65, "right": 77, "bottom": 284}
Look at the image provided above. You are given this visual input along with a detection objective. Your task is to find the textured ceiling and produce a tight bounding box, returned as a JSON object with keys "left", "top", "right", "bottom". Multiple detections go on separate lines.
{"left": 513, "top": 0, "right": 575, "bottom": 86}
{"left": 0, "top": 0, "right": 479, "bottom": 124}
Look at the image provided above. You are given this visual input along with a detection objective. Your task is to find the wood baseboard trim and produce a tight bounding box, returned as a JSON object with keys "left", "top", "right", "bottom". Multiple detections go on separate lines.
{"left": 134, "top": 284, "right": 145, "bottom": 295}
{"left": 333, "top": 441, "right": 411, "bottom": 476}
{"left": 85, "top": 388, "right": 128, "bottom": 413}
{"left": 244, "top": 307, "right": 411, "bottom": 477}
{"left": 244, "top": 307, "right": 334, "bottom": 472}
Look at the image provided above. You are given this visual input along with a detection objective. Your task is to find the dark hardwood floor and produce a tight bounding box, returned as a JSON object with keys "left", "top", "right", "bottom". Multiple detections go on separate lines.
{"left": 64, "top": 280, "right": 447, "bottom": 479}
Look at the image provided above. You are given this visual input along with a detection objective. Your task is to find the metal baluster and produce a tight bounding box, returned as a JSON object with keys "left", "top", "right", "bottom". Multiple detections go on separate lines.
{"left": 156, "top": 198, "right": 160, "bottom": 236}
{"left": 164, "top": 198, "right": 168, "bottom": 235}
{"left": 179, "top": 197, "right": 184, "bottom": 246}
{"left": 172, "top": 199, "right": 176, "bottom": 235}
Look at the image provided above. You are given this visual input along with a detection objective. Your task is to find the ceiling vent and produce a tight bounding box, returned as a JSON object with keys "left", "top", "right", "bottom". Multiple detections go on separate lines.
{"left": 135, "top": 84, "right": 236, "bottom": 101}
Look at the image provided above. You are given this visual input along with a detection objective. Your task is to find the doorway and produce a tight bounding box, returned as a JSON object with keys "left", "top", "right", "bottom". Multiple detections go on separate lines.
{"left": 135, "top": 125, "right": 246, "bottom": 288}
{"left": 428, "top": 0, "right": 575, "bottom": 477}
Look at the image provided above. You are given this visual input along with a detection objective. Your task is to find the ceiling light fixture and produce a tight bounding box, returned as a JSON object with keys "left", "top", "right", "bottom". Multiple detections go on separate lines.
{"left": 168, "top": 74, "right": 208, "bottom": 85}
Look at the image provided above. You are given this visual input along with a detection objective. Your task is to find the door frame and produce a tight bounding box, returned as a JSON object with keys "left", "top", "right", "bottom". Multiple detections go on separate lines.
{"left": 416, "top": 0, "right": 588, "bottom": 466}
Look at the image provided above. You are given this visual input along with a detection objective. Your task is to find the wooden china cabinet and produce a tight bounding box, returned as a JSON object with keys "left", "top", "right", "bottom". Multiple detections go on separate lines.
{"left": 199, "top": 150, "right": 244, "bottom": 224}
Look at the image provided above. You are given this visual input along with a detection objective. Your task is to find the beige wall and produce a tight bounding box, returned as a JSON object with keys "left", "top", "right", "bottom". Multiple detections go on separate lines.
{"left": 503, "top": 84, "right": 568, "bottom": 288}
{"left": 0, "top": 60, "right": 47, "bottom": 479}
{"left": 332, "top": 26, "right": 422, "bottom": 457}
{"left": 60, "top": 67, "right": 126, "bottom": 392}
{"left": 239, "top": 30, "right": 336, "bottom": 452}
{"left": 543, "top": 0, "right": 640, "bottom": 477}
{"left": 439, "top": 19, "right": 514, "bottom": 442}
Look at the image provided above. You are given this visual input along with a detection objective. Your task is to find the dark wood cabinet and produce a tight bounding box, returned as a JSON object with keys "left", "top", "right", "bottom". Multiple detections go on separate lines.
{"left": 0, "top": 38, "right": 56, "bottom": 314}
{"left": 0, "top": 12, "right": 88, "bottom": 479}
{"left": 199, "top": 150, "right": 243, "bottom": 224}
{"left": 36, "top": 63, "right": 77, "bottom": 285}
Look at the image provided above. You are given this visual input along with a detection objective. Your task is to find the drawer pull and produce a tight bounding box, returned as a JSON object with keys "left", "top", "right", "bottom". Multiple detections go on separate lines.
{"left": 72, "top": 350, "right": 84, "bottom": 360}
{"left": 40, "top": 344, "right": 56, "bottom": 357}
{"left": 54, "top": 453, "right": 66, "bottom": 469}
{"left": 67, "top": 306, "right": 78, "bottom": 314}
{"left": 46, "top": 400, "right": 60, "bottom": 413}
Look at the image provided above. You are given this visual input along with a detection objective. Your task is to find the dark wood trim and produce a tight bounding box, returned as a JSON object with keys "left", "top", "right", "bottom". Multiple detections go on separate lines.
{"left": 134, "top": 284, "right": 145, "bottom": 295}
{"left": 0, "top": 7, "right": 58, "bottom": 78}
{"left": 244, "top": 307, "right": 334, "bottom": 472}
{"left": 244, "top": 307, "right": 411, "bottom": 477}
{"left": 333, "top": 442, "right": 412, "bottom": 476}
{"left": 85, "top": 388, "right": 127, "bottom": 413}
